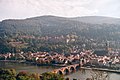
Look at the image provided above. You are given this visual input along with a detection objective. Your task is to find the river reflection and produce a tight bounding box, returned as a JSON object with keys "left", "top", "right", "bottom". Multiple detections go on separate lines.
{"left": 66, "top": 69, "right": 120, "bottom": 80}
{"left": 0, "top": 61, "right": 58, "bottom": 74}
{"left": 0, "top": 61, "right": 120, "bottom": 80}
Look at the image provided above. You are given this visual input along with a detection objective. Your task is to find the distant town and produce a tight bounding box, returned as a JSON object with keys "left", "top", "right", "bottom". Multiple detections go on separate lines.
{"left": 0, "top": 34, "right": 120, "bottom": 70}
{"left": 1, "top": 0, "right": 120, "bottom": 79}
{"left": 0, "top": 16, "right": 120, "bottom": 79}
{"left": 0, "top": 32, "right": 120, "bottom": 80}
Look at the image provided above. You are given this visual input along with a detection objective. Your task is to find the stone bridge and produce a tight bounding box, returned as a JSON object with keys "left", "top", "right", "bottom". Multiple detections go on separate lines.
{"left": 51, "top": 64, "right": 82, "bottom": 75}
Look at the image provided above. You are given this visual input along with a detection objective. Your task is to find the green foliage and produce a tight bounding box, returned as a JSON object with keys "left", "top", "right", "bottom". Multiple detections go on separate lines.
{"left": 0, "top": 38, "right": 12, "bottom": 53}
{"left": 16, "top": 76, "right": 30, "bottom": 80}
{"left": 0, "top": 68, "right": 65, "bottom": 80}
{"left": 41, "top": 72, "right": 64, "bottom": 80}
{"left": 16, "top": 71, "right": 40, "bottom": 80}
{"left": 0, "top": 68, "right": 16, "bottom": 80}
{"left": 1, "top": 16, "right": 120, "bottom": 53}
{"left": 30, "top": 73, "right": 40, "bottom": 80}
{"left": 16, "top": 71, "right": 31, "bottom": 80}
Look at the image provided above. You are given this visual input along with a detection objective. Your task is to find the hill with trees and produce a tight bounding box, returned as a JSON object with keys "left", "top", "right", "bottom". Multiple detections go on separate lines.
{"left": 0, "top": 15, "right": 120, "bottom": 53}
{"left": 0, "top": 15, "right": 120, "bottom": 39}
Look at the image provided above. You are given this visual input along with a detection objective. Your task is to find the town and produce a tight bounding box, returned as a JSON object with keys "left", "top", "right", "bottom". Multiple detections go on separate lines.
{"left": 0, "top": 49, "right": 120, "bottom": 70}
{"left": 0, "top": 34, "right": 120, "bottom": 71}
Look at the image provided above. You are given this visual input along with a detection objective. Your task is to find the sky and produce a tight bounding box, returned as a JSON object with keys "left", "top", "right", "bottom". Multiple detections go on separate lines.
{"left": 0, "top": 0, "right": 120, "bottom": 21}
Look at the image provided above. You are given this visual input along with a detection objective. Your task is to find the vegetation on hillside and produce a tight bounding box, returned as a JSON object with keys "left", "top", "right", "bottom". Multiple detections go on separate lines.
{"left": 0, "top": 16, "right": 120, "bottom": 53}
{"left": 0, "top": 68, "right": 64, "bottom": 80}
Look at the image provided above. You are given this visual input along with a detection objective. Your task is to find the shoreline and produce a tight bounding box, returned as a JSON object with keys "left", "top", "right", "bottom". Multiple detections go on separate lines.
{"left": 0, "top": 60, "right": 120, "bottom": 74}
{"left": 80, "top": 67, "right": 120, "bottom": 74}
{"left": 0, "top": 60, "right": 65, "bottom": 67}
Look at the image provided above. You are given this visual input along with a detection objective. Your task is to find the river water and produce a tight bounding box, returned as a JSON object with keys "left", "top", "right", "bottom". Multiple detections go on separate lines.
{"left": 0, "top": 61, "right": 119, "bottom": 80}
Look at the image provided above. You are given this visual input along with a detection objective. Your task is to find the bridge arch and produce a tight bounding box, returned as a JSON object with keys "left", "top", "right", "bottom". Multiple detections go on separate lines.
{"left": 51, "top": 64, "right": 81, "bottom": 75}
{"left": 75, "top": 65, "right": 80, "bottom": 70}
{"left": 57, "top": 70, "right": 63, "bottom": 75}
{"left": 70, "top": 66, "right": 75, "bottom": 72}
{"left": 63, "top": 68, "right": 69, "bottom": 75}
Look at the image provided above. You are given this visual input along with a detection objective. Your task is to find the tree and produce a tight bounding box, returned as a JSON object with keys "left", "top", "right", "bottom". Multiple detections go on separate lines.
{"left": 30, "top": 73, "right": 40, "bottom": 80}
{"left": 0, "top": 68, "right": 16, "bottom": 80}
{"left": 16, "top": 71, "right": 40, "bottom": 80}
{"left": 41, "top": 72, "right": 64, "bottom": 80}
{"left": 16, "top": 71, "right": 31, "bottom": 80}
{"left": 0, "top": 38, "right": 12, "bottom": 53}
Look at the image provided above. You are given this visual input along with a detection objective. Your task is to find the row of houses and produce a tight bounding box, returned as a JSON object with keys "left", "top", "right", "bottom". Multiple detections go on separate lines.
{"left": 0, "top": 50, "right": 120, "bottom": 69}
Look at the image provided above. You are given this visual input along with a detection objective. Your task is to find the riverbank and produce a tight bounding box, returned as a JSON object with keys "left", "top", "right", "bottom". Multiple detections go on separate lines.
{"left": 0, "top": 60, "right": 120, "bottom": 74}
{"left": 81, "top": 67, "right": 120, "bottom": 74}
{"left": 0, "top": 61, "right": 120, "bottom": 80}
{"left": 0, "top": 60, "right": 65, "bottom": 67}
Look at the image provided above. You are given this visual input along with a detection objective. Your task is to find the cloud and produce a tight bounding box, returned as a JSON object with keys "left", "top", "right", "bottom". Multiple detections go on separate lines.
{"left": 0, "top": 0, "right": 120, "bottom": 21}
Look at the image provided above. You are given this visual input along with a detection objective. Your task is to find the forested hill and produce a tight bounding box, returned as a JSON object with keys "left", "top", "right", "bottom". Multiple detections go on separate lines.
{"left": 0, "top": 15, "right": 120, "bottom": 40}
{"left": 71, "top": 16, "right": 120, "bottom": 24}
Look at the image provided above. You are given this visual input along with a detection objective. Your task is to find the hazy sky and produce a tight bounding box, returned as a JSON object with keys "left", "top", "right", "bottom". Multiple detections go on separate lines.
{"left": 0, "top": 0, "right": 120, "bottom": 21}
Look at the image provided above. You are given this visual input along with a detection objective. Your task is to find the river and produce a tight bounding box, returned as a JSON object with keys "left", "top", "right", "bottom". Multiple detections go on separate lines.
{"left": 0, "top": 61, "right": 119, "bottom": 80}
